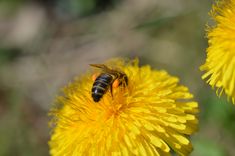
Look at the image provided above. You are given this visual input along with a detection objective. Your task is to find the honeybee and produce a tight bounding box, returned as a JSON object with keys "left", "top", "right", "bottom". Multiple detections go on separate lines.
{"left": 90, "top": 64, "right": 128, "bottom": 102}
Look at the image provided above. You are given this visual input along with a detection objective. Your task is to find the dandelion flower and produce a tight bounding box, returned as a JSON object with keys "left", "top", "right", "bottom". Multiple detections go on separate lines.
{"left": 200, "top": 0, "right": 235, "bottom": 103}
{"left": 49, "top": 58, "right": 199, "bottom": 156}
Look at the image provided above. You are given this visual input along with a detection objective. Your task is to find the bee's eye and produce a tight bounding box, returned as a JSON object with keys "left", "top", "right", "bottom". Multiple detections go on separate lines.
{"left": 112, "top": 79, "right": 119, "bottom": 88}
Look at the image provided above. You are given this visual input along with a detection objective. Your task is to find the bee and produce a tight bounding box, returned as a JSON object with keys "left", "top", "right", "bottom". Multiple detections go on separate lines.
{"left": 90, "top": 64, "right": 128, "bottom": 102}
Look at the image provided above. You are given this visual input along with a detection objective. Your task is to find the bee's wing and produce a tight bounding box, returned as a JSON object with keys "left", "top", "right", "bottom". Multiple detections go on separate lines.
{"left": 90, "top": 64, "right": 111, "bottom": 71}
{"left": 90, "top": 63, "right": 122, "bottom": 74}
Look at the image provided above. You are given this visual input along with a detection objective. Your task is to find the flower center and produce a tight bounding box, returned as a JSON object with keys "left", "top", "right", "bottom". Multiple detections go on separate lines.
{"left": 105, "top": 102, "right": 127, "bottom": 119}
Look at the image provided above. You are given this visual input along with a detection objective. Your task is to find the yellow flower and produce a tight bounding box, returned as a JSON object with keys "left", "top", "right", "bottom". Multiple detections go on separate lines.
{"left": 201, "top": 0, "right": 235, "bottom": 103}
{"left": 49, "top": 58, "right": 198, "bottom": 156}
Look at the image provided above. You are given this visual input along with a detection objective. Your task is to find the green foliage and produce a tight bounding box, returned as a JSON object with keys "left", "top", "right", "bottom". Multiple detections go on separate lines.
{"left": 0, "top": 0, "right": 25, "bottom": 13}
{"left": 135, "top": 16, "right": 176, "bottom": 30}
{"left": 0, "top": 48, "right": 21, "bottom": 64}
{"left": 192, "top": 138, "right": 226, "bottom": 156}
{"left": 56, "top": 0, "right": 96, "bottom": 17}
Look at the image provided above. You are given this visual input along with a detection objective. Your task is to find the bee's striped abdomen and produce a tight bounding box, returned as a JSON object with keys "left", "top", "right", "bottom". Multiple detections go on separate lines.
{"left": 92, "top": 73, "right": 113, "bottom": 102}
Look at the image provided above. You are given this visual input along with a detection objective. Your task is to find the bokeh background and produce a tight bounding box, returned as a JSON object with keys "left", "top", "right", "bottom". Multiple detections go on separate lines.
{"left": 0, "top": 0, "right": 235, "bottom": 155}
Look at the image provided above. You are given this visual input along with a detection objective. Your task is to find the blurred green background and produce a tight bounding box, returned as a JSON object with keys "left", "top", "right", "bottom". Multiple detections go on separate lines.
{"left": 0, "top": 0, "right": 235, "bottom": 155}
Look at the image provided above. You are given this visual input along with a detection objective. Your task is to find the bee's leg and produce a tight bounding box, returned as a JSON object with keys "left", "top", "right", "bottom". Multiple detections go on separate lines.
{"left": 111, "top": 79, "right": 119, "bottom": 98}
{"left": 123, "top": 75, "right": 128, "bottom": 87}
{"left": 121, "top": 78, "right": 126, "bottom": 87}
{"left": 110, "top": 85, "right": 113, "bottom": 97}
{"left": 119, "top": 78, "right": 127, "bottom": 88}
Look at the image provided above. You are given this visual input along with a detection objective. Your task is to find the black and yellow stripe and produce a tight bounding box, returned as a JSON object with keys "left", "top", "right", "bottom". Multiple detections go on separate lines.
{"left": 92, "top": 73, "right": 113, "bottom": 102}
